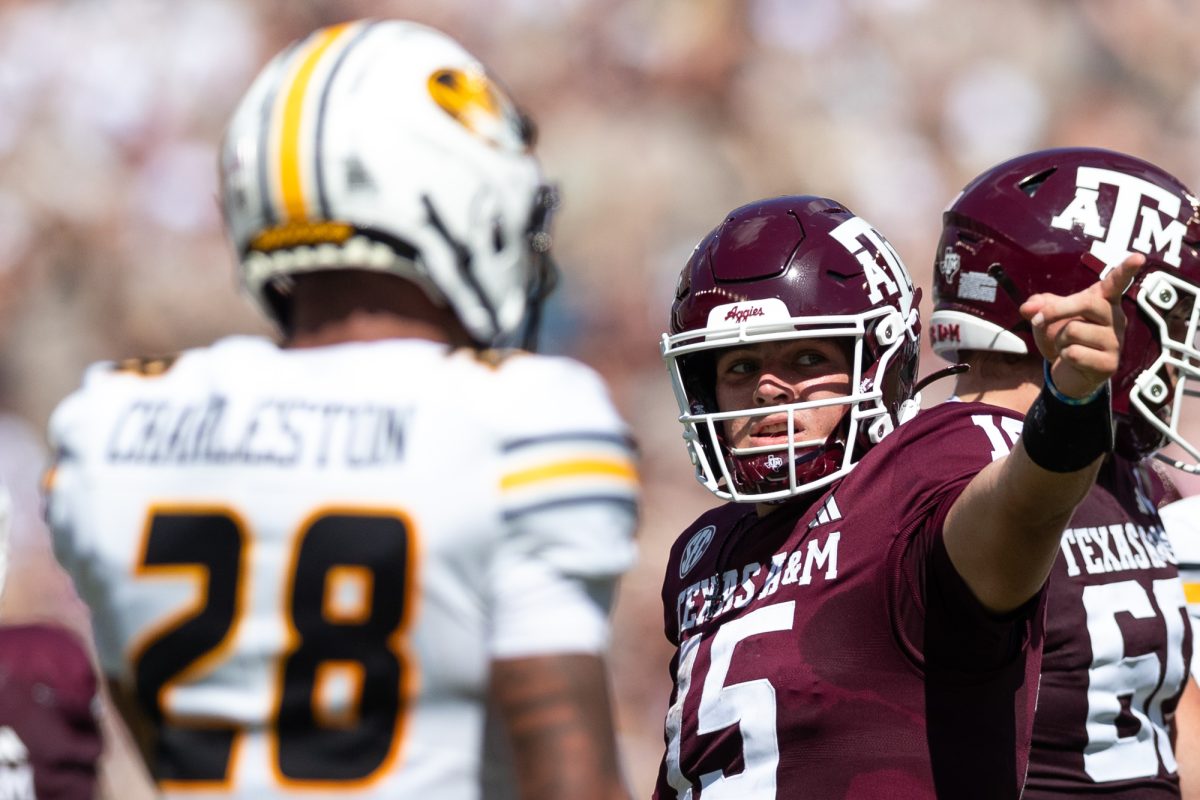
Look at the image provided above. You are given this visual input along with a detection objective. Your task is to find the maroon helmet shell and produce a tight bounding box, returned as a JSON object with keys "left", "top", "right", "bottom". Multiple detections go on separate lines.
{"left": 662, "top": 195, "right": 922, "bottom": 502}
{"left": 932, "top": 147, "right": 1200, "bottom": 461}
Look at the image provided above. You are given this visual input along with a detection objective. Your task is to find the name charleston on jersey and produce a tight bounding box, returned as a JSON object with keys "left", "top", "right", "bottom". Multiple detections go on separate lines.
{"left": 46, "top": 336, "right": 639, "bottom": 800}
{"left": 105, "top": 395, "right": 411, "bottom": 468}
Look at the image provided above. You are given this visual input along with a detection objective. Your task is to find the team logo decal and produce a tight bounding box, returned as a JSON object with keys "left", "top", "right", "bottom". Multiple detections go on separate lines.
{"left": 1050, "top": 166, "right": 1188, "bottom": 270}
{"left": 765, "top": 454, "right": 785, "bottom": 471}
{"left": 706, "top": 298, "right": 791, "bottom": 331}
{"left": 829, "top": 216, "right": 914, "bottom": 306}
{"left": 723, "top": 305, "right": 766, "bottom": 324}
{"left": 680, "top": 525, "right": 716, "bottom": 578}
{"left": 808, "top": 494, "right": 843, "bottom": 528}
{"left": 428, "top": 67, "right": 526, "bottom": 151}
{"left": 939, "top": 247, "right": 961, "bottom": 282}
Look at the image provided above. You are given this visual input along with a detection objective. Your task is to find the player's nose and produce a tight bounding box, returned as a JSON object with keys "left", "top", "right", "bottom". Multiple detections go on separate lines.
{"left": 754, "top": 372, "right": 797, "bottom": 407}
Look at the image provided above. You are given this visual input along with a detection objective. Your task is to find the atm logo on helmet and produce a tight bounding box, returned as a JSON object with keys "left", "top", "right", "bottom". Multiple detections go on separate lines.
{"left": 1051, "top": 166, "right": 1188, "bottom": 269}
{"left": 829, "top": 216, "right": 914, "bottom": 306}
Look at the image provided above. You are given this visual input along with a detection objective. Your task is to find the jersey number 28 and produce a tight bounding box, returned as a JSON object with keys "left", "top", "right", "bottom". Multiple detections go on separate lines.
{"left": 132, "top": 507, "right": 415, "bottom": 790}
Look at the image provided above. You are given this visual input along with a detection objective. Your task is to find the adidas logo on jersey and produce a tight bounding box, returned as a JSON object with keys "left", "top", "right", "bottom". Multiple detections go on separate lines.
{"left": 808, "top": 495, "right": 842, "bottom": 528}
{"left": 0, "top": 727, "right": 34, "bottom": 800}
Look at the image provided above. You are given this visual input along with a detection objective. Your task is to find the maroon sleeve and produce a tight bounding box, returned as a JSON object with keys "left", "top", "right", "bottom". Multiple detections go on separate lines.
{"left": 897, "top": 481, "right": 1043, "bottom": 672}
{"left": 881, "top": 403, "right": 1047, "bottom": 800}
{"left": 881, "top": 402, "right": 1043, "bottom": 672}
{"left": 0, "top": 623, "right": 102, "bottom": 800}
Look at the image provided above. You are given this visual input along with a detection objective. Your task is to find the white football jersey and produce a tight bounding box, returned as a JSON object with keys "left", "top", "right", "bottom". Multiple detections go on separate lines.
{"left": 46, "top": 335, "right": 638, "bottom": 799}
{"left": 1161, "top": 495, "right": 1200, "bottom": 683}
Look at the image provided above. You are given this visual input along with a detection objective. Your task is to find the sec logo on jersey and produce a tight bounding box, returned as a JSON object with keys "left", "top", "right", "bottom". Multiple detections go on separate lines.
{"left": 679, "top": 525, "right": 716, "bottom": 578}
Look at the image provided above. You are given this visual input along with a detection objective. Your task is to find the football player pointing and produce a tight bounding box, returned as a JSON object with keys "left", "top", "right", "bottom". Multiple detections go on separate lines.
{"left": 655, "top": 195, "right": 1138, "bottom": 799}
{"left": 932, "top": 148, "right": 1200, "bottom": 798}
{"left": 46, "top": 20, "right": 638, "bottom": 800}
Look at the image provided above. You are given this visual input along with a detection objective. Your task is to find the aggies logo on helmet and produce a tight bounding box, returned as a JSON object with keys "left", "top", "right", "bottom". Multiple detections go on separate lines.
{"left": 1051, "top": 166, "right": 1192, "bottom": 272}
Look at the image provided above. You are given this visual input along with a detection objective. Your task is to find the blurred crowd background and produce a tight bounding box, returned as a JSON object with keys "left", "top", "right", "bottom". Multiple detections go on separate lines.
{"left": 2, "top": 0, "right": 1200, "bottom": 796}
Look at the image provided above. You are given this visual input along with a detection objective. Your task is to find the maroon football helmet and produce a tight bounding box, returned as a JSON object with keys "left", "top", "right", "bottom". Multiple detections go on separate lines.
{"left": 663, "top": 195, "right": 923, "bottom": 502}
{"left": 932, "top": 147, "right": 1200, "bottom": 466}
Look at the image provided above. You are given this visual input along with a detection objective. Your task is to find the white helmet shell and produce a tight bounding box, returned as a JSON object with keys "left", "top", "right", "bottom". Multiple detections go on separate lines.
{"left": 220, "top": 20, "right": 554, "bottom": 345}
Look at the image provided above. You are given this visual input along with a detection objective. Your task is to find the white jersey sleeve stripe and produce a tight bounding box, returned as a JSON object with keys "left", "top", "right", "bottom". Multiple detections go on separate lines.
{"left": 502, "top": 494, "right": 638, "bottom": 521}
{"left": 501, "top": 431, "right": 635, "bottom": 452}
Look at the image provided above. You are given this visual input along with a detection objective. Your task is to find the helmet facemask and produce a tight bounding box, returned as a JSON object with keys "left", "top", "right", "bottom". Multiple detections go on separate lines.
{"left": 1130, "top": 270, "right": 1200, "bottom": 471}
{"left": 663, "top": 302, "right": 920, "bottom": 503}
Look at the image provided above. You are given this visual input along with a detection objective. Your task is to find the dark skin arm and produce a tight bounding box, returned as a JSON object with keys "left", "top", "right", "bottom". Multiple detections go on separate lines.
{"left": 490, "top": 653, "right": 630, "bottom": 800}
{"left": 107, "top": 677, "right": 157, "bottom": 773}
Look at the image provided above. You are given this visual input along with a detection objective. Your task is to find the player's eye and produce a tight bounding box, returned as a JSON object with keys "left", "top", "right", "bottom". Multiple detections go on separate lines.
{"left": 716, "top": 352, "right": 759, "bottom": 378}
{"left": 794, "top": 351, "right": 828, "bottom": 368}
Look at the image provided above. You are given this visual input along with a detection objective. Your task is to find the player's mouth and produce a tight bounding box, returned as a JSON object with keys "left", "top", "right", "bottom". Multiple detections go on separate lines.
{"left": 747, "top": 415, "right": 794, "bottom": 445}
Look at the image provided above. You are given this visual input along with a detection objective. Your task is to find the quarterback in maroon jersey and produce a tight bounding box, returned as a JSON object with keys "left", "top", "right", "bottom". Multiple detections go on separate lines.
{"left": 932, "top": 148, "right": 1200, "bottom": 797}
{"left": 654, "top": 195, "right": 1142, "bottom": 799}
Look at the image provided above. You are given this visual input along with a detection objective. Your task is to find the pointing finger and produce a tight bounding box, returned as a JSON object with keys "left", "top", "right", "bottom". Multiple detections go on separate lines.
{"left": 1095, "top": 251, "right": 1146, "bottom": 304}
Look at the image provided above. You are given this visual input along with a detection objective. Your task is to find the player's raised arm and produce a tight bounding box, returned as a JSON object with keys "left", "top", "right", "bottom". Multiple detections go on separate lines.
{"left": 943, "top": 253, "right": 1145, "bottom": 613}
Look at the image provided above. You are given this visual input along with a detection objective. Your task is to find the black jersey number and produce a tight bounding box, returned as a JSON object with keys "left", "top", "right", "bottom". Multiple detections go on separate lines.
{"left": 131, "top": 507, "right": 415, "bottom": 790}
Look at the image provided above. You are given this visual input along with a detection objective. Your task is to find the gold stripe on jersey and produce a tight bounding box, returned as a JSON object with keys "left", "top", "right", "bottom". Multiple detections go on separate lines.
{"left": 500, "top": 457, "right": 638, "bottom": 492}
{"left": 274, "top": 21, "right": 358, "bottom": 222}
{"left": 1185, "top": 582, "right": 1200, "bottom": 605}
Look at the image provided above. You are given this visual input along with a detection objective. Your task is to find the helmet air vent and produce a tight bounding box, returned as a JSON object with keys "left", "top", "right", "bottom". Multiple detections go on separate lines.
{"left": 1017, "top": 167, "right": 1057, "bottom": 197}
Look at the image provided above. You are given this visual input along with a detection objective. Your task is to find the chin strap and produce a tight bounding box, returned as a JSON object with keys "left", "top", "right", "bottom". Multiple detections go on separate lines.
{"left": 914, "top": 363, "right": 970, "bottom": 395}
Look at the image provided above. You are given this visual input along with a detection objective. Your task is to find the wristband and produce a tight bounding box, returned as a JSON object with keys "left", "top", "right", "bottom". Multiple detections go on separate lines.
{"left": 1042, "top": 361, "right": 1104, "bottom": 406}
{"left": 1021, "top": 374, "right": 1113, "bottom": 473}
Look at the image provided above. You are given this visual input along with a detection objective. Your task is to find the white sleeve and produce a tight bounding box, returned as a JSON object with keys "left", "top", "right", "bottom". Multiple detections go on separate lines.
{"left": 489, "top": 355, "right": 639, "bottom": 658}
{"left": 1162, "top": 497, "right": 1200, "bottom": 683}
{"left": 44, "top": 367, "right": 128, "bottom": 675}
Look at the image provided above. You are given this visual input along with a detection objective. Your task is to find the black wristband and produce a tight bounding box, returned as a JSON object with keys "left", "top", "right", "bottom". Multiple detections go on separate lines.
{"left": 1021, "top": 379, "right": 1114, "bottom": 473}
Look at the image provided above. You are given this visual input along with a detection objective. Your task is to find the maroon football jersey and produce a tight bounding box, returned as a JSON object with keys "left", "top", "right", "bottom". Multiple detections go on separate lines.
{"left": 653, "top": 402, "right": 1045, "bottom": 800}
{"left": 0, "top": 623, "right": 101, "bottom": 800}
{"left": 1024, "top": 455, "right": 1190, "bottom": 797}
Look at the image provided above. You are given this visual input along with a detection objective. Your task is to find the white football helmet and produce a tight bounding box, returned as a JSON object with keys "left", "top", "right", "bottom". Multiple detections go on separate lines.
{"left": 220, "top": 19, "right": 557, "bottom": 347}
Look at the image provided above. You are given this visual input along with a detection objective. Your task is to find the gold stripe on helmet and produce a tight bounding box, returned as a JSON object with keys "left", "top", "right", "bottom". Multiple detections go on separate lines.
{"left": 274, "top": 22, "right": 357, "bottom": 223}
